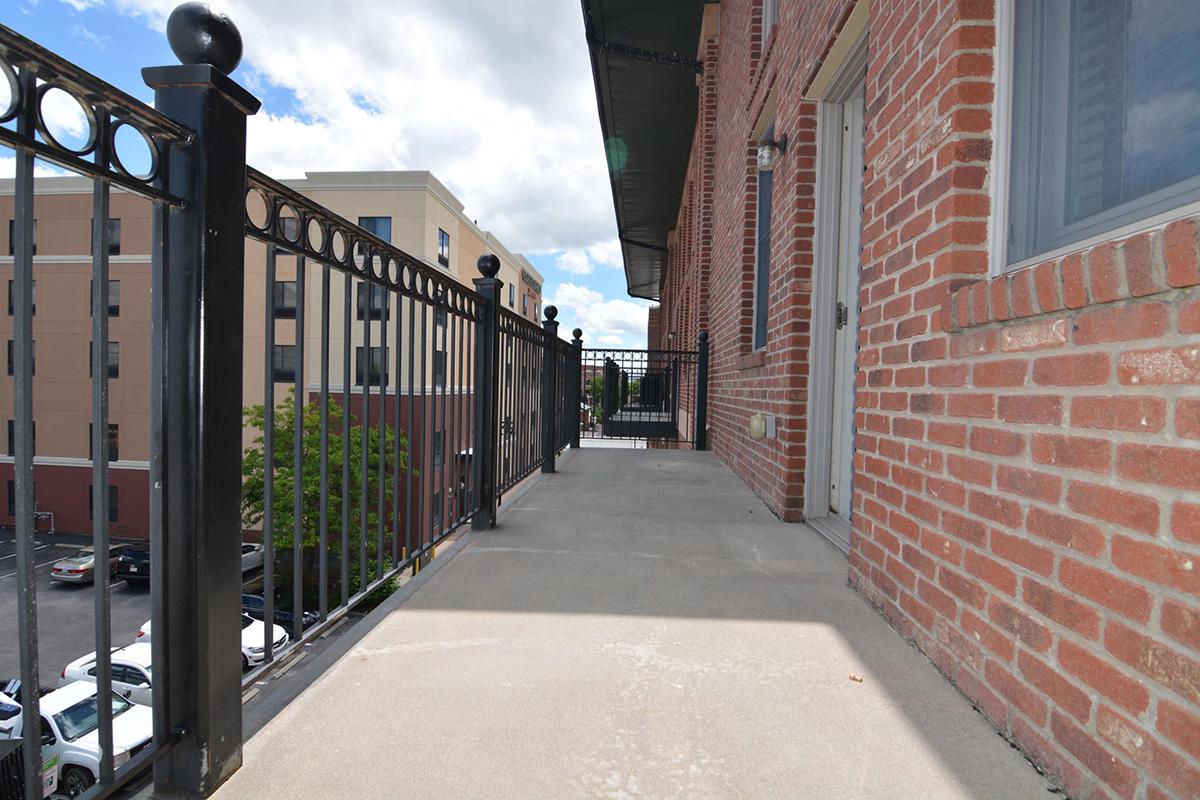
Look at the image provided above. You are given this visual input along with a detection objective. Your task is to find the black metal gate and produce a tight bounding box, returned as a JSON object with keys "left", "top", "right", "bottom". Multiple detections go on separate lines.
{"left": 576, "top": 332, "right": 708, "bottom": 449}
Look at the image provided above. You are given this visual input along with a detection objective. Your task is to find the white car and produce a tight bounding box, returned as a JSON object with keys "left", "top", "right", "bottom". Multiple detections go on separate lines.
{"left": 240, "top": 542, "right": 264, "bottom": 572}
{"left": 0, "top": 680, "right": 152, "bottom": 798}
{"left": 60, "top": 643, "right": 153, "bottom": 706}
{"left": 136, "top": 613, "right": 288, "bottom": 670}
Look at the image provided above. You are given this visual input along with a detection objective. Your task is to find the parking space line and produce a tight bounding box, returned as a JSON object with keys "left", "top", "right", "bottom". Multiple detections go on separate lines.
{"left": 0, "top": 543, "right": 53, "bottom": 562}
{"left": 0, "top": 553, "right": 68, "bottom": 580}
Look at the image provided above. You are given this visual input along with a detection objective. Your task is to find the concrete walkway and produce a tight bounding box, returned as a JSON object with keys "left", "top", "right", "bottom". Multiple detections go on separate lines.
{"left": 216, "top": 449, "right": 1052, "bottom": 799}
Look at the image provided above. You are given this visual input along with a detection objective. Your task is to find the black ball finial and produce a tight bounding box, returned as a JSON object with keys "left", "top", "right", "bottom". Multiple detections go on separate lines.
{"left": 477, "top": 253, "right": 500, "bottom": 278}
{"left": 572, "top": 328, "right": 583, "bottom": 340}
{"left": 544, "top": 305, "right": 558, "bottom": 321}
{"left": 699, "top": 330, "right": 709, "bottom": 342}
{"left": 167, "top": 3, "right": 244, "bottom": 75}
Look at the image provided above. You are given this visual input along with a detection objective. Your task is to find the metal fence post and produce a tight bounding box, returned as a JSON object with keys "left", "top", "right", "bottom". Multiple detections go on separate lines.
{"left": 694, "top": 330, "right": 709, "bottom": 451}
{"left": 540, "top": 307, "right": 559, "bottom": 472}
{"left": 143, "top": 7, "right": 260, "bottom": 795}
{"left": 570, "top": 328, "right": 583, "bottom": 448}
{"left": 473, "top": 254, "right": 502, "bottom": 529}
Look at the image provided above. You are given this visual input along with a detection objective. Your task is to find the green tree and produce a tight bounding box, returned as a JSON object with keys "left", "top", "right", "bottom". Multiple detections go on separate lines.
{"left": 241, "top": 388, "right": 410, "bottom": 560}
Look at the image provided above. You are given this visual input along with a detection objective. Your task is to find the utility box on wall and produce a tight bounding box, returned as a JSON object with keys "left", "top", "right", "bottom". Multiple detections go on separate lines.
{"left": 749, "top": 413, "right": 776, "bottom": 440}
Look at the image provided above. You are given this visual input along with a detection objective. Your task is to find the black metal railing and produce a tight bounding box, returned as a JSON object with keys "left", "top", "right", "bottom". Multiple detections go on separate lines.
{"left": 0, "top": 7, "right": 590, "bottom": 799}
{"left": 578, "top": 332, "right": 709, "bottom": 449}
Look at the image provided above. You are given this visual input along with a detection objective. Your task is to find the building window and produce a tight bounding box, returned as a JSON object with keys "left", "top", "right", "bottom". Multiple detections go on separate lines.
{"left": 355, "top": 346, "right": 387, "bottom": 385}
{"left": 90, "top": 280, "right": 120, "bottom": 317}
{"left": 434, "top": 308, "right": 447, "bottom": 329}
{"left": 356, "top": 283, "right": 390, "bottom": 320}
{"left": 431, "top": 490, "right": 443, "bottom": 530}
{"left": 432, "top": 350, "right": 446, "bottom": 389}
{"left": 89, "top": 422, "right": 119, "bottom": 462}
{"left": 272, "top": 344, "right": 296, "bottom": 382}
{"left": 433, "top": 430, "right": 444, "bottom": 467}
{"left": 509, "top": 284, "right": 515, "bottom": 307}
{"left": 7, "top": 219, "right": 35, "bottom": 255}
{"left": 89, "top": 341, "right": 120, "bottom": 379}
{"left": 437, "top": 228, "right": 450, "bottom": 267}
{"left": 273, "top": 281, "right": 297, "bottom": 319}
{"left": 522, "top": 294, "right": 528, "bottom": 315}
{"left": 7, "top": 481, "right": 36, "bottom": 516}
{"left": 753, "top": 122, "right": 775, "bottom": 349}
{"left": 358, "top": 216, "right": 391, "bottom": 243}
{"left": 762, "top": 0, "right": 779, "bottom": 40}
{"left": 88, "top": 485, "right": 119, "bottom": 523}
{"left": 1007, "top": 0, "right": 1200, "bottom": 266}
{"left": 7, "top": 420, "right": 35, "bottom": 456}
{"left": 8, "top": 280, "right": 34, "bottom": 316}
{"left": 90, "top": 219, "right": 121, "bottom": 256}
{"left": 7, "top": 340, "right": 33, "bottom": 376}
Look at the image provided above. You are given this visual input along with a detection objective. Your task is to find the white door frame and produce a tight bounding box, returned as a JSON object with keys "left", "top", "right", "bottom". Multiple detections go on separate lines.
{"left": 805, "top": 31, "right": 868, "bottom": 554}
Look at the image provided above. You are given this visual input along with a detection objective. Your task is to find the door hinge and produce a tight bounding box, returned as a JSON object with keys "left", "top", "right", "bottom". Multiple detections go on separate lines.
{"left": 835, "top": 301, "right": 848, "bottom": 330}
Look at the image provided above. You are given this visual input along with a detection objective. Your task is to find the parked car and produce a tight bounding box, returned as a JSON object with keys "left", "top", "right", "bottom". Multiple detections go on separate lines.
{"left": 115, "top": 544, "right": 151, "bottom": 584}
{"left": 241, "top": 593, "right": 320, "bottom": 632}
{"left": 60, "top": 644, "right": 153, "bottom": 707}
{"left": 240, "top": 543, "right": 264, "bottom": 573}
{"left": 50, "top": 545, "right": 129, "bottom": 584}
{"left": 136, "top": 614, "right": 288, "bottom": 671}
{"left": 0, "top": 680, "right": 152, "bottom": 798}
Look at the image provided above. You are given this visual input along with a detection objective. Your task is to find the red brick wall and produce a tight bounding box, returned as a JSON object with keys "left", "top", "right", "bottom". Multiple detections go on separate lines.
{"left": 654, "top": 1, "right": 1200, "bottom": 797}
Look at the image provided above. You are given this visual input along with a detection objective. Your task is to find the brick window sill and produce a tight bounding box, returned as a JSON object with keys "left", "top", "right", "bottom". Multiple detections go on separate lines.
{"left": 948, "top": 216, "right": 1200, "bottom": 331}
{"left": 738, "top": 350, "right": 766, "bottom": 370}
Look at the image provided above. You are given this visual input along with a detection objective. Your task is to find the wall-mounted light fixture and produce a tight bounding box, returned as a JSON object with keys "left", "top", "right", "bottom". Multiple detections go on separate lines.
{"left": 757, "top": 132, "right": 787, "bottom": 172}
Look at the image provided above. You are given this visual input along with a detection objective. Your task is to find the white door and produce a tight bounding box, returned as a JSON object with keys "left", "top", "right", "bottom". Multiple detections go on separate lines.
{"left": 828, "top": 83, "right": 865, "bottom": 521}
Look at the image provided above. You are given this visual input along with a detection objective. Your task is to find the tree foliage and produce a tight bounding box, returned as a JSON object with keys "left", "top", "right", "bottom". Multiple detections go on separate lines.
{"left": 242, "top": 388, "right": 411, "bottom": 556}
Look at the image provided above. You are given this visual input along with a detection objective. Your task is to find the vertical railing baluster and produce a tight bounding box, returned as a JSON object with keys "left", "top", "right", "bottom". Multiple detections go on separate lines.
{"left": 263, "top": 244, "right": 276, "bottom": 664}
{"left": 406, "top": 294, "right": 415, "bottom": 561}
{"left": 319, "top": 265, "right": 330, "bottom": 621}
{"left": 695, "top": 330, "right": 709, "bottom": 451}
{"left": 148, "top": 170, "right": 170, "bottom": 755}
{"left": 377, "top": 288, "right": 387, "bottom": 577}
{"left": 418, "top": 301, "right": 428, "bottom": 554}
{"left": 341, "top": 274, "right": 351, "bottom": 607}
{"left": 89, "top": 138, "right": 115, "bottom": 784}
{"left": 359, "top": 278, "right": 370, "bottom": 590}
{"left": 392, "top": 291, "right": 403, "bottom": 564}
{"left": 11, "top": 65, "right": 41, "bottom": 800}
{"left": 292, "top": 255, "right": 306, "bottom": 644}
{"left": 541, "top": 307, "right": 559, "bottom": 473}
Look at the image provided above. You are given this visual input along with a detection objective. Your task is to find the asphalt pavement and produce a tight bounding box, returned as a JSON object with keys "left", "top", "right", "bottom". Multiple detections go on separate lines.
{"left": 0, "top": 532, "right": 152, "bottom": 690}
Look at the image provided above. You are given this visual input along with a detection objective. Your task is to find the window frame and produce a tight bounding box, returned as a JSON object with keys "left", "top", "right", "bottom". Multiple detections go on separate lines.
{"left": 437, "top": 228, "right": 450, "bottom": 267}
{"left": 7, "top": 219, "right": 35, "bottom": 256}
{"left": 996, "top": 0, "right": 1200, "bottom": 273}
{"left": 273, "top": 280, "right": 297, "bottom": 319}
{"left": 7, "top": 340, "right": 34, "bottom": 376}
{"left": 89, "top": 279, "right": 120, "bottom": 318}
{"left": 272, "top": 344, "right": 297, "bottom": 383}
{"left": 354, "top": 345, "right": 387, "bottom": 385}
{"left": 7, "top": 419, "right": 35, "bottom": 457}
{"left": 88, "top": 340, "right": 120, "bottom": 380}
{"left": 88, "top": 422, "right": 119, "bottom": 463}
{"left": 89, "top": 218, "right": 121, "bottom": 256}
{"left": 355, "top": 283, "right": 390, "bottom": 321}
{"left": 8, "top": 279, "right": 34, "bottom": 316}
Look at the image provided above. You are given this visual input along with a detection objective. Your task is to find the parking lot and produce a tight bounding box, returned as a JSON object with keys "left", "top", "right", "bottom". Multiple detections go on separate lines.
{"left": 0, "top": 532, "right": 154, "bottom": 689}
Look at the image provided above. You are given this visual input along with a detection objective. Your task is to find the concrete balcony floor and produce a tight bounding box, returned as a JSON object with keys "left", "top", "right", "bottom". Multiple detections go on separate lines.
{"left": 216, "top": 448, "right": 1052, "bottom": 799}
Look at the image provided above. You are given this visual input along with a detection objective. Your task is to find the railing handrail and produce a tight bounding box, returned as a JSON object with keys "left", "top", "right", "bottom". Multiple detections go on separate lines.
{"left": 245, "top": 167, "right": 482, "bottom": 320}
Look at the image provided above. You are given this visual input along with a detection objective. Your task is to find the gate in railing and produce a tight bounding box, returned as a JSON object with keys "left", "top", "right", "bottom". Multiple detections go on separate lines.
{"left": 577, "top": 332, "right": 709, "bottom": 449}
{"left": 0, "top": 7, "right": 583, "bottom": 799}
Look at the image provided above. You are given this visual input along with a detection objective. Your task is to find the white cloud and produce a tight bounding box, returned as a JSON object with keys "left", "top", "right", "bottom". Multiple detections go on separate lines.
{"left": 58, "top": 0, "right": 102, "bottom": 10}
{"left": 545, "top": 282, "right": 650, "bottom": 347}
{"left": 72, "top": 24, "right": 110, "bottom": 49}
{"left": 105, "top": 0, "right": 619, "bottom": 254}
{"left": 555, "top": 249, "right": 593, "bottom": 275}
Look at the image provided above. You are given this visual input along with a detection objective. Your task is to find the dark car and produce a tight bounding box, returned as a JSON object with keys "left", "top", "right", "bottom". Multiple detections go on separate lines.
{"left": 116, "top": 544, "right": 152, "bottom": 583}
{"left": 241, "top": 594, "right": 320, "bottom": 632}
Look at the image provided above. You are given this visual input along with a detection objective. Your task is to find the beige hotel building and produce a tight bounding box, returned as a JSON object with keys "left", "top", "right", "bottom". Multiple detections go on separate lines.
{"left": 0, "top": 171, "right": 543, "bottom": 538}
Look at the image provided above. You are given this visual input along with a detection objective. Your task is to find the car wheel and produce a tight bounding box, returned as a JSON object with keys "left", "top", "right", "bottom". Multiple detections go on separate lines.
{"left": 242, "top": 654, "right": 249, "bottom": 671}
{"left": 62, "top": 766, "right": 95, "bottom": 798}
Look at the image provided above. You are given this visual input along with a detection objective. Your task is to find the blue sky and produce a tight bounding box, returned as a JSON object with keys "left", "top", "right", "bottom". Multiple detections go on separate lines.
{"left": 1, "top": 0, "right": 653, "bottom": 348}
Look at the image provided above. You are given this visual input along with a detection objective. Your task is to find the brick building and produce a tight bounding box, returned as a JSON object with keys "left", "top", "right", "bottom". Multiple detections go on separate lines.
{"left": 584, "top": 0, "right": 1200, "bottom": 797}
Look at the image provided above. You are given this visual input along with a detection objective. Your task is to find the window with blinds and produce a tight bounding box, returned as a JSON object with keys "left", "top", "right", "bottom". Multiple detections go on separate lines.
{"left": 1008, "top": 0, "right": 1200, "bottom": 265}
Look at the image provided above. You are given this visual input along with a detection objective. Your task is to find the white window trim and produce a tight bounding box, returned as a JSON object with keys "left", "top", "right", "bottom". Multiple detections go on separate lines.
{"left": 988, "top": 0, "right": 1015, "bottom": 277}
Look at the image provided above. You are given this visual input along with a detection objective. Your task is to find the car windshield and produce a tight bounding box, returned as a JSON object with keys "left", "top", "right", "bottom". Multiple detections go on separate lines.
{"left": 53, "top": 694, "right": 132, "bottom": 742}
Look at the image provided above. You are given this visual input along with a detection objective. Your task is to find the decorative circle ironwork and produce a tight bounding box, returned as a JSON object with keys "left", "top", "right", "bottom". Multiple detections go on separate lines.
{"left": 306, "top": 217, "right": 325, "bottom": 254}
{"left": 0, "top": 59, "right": 18, "bottom": 124}
{"left": 109, "top": 121, "right": 159, "bottom": 181}
{"left": 329, "top": 229, "right": 348, "bottom": 263}
{"left": 277, "top": 204, "right": 301, "bottom": 243}
{"left": 35, "top": 84, "right": 98, "bottom": 156}
{"left": 245, "top": 187, "right": 270, "bottom": 231}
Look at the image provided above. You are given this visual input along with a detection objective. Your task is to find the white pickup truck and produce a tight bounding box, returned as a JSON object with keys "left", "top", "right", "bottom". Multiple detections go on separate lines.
{"left": 0, "top": 681, "right": 153, "bottom": 797}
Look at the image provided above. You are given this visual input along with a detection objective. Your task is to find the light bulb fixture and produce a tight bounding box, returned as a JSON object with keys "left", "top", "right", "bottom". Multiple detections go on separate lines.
{"left": 756, "top": 132, "right": 787, "bottom": 172}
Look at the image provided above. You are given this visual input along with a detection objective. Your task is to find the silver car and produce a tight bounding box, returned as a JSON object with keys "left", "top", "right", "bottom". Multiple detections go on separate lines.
{"left": 50, "top": 545, "right": 128, "bottom": 584}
